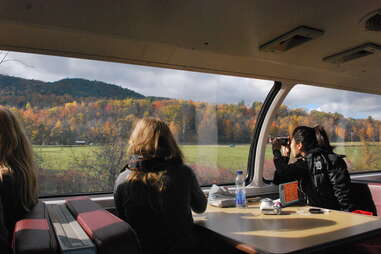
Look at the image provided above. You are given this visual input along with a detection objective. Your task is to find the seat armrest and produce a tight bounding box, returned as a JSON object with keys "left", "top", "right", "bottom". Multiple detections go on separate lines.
{"left": 66, "top": 197, "right": 141, "bottom": 254}
{"left": 13, "top": 202, "right": 58, "bottom": 254}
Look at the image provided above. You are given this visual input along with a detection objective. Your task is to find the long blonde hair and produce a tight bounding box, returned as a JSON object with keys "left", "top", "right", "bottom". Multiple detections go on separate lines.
{"left": 127, "top": 118, "right": 183, "bottom": 191}
{"left": 0, "top": 107, "right": 38, "bottom": 210}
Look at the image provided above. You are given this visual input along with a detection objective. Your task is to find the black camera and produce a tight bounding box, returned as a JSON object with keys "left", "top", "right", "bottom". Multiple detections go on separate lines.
{"left": 276, "top": 137, "right": 290, "bottom": 146}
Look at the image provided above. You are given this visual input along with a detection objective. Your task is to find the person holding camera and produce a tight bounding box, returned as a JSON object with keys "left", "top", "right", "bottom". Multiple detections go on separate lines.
{"left": 272, "top": 125, "right": 354, "bottom": 211}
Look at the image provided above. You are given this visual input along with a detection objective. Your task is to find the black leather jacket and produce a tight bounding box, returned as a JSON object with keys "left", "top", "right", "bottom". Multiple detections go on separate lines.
{"left": 273, "top": 148, "right": 354, "bottom": 211}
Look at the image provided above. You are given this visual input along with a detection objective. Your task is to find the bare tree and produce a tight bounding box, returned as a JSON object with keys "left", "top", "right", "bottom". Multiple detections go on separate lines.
{"left": 69, "top": 126, "right": 129, "bottom": 192}
{"left": 0, "top": 51, "right": 34, "bottom": 68}
{"left": 0, "top": 51, "right": 8, "bottom": 65}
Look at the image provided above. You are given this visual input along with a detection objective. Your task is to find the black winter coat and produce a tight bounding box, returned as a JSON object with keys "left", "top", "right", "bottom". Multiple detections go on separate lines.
{"left": 114, "top": 161, "right": 207, "bottom": 254}
{"left": 0, "top": 173, "right": 32, "bottom": 254}
{"left": 273, "top": 148, "right": 354, "bottom": 211}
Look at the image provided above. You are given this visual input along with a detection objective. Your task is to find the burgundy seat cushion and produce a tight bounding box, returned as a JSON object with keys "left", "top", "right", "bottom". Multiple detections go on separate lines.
{"left": 66, "top": 197, "right": 141, "bottom": 254}
{"left": 12, "top": 201, "right": 58, "bottom": 254}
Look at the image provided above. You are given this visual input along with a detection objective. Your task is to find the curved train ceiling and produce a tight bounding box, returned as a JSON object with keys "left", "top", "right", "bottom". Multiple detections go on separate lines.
{"left": 0, "top": 0, "right": 381, "bottom": 94}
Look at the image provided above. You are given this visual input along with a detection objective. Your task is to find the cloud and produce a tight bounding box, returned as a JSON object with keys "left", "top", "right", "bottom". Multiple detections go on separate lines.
{"left": 0, "top": 51, "right": 273, "bottom": 105}
{"left": 284, "top": 85, "right": 381, "bottom": 120}
{"left": 1, "top": 51, "right": 381, "bottom": 120}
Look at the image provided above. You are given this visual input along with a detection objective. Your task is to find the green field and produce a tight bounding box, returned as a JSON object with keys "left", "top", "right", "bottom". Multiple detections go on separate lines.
{"left": 34, "top": 143, "right": 381, "bottom": 195}
{"left": 34, "top": 145, "right": 94, "bottom": 171}
{"left": 33, "top": 142, "right": 381, "bottom": 173}
{"left": 181, "top": 145, "right": 251, "bottom": 171}
{"left": 33, "top": 145, "right": 253, "bottom": 171}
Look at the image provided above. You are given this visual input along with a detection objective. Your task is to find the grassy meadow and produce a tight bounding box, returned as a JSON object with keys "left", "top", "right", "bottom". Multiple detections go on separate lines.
{"left": 33, "top": 144, "right": 252, "bottom": 172}
{"left": 33, "top": 142, "right": 381, "bottom": 173}
{"left": 33, "top": 142, "right": 381, "bottom": 195}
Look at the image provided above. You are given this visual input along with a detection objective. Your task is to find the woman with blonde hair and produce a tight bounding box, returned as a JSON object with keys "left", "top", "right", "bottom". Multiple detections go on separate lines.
{"left": 114, "top": 118, "right": 207, "bottom": 254}
{"left": 0, "top": 107, "right": 38, "bottom": 253}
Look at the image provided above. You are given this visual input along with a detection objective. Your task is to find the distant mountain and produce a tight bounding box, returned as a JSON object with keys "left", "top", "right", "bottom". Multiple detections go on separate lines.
{"left": 0, "top": 74, "right": 168, "bottom": 108}
{"left": 0, "top": 74, "right": 145, "bottom": 99}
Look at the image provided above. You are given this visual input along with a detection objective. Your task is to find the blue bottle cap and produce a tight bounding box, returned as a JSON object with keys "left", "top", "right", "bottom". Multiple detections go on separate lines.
{"left": 236, "top": 170, "right": 243, "bottom": 175}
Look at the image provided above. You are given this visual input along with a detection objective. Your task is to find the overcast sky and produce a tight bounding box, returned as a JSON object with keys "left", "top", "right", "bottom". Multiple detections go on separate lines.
{"left": 1, "top": 51, "right": 381, "bottom": 120}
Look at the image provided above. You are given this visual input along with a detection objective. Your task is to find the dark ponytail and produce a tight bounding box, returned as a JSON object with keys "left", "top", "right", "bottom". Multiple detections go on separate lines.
{"left": 314, "top": 125, "right": 334, "bottom": 152}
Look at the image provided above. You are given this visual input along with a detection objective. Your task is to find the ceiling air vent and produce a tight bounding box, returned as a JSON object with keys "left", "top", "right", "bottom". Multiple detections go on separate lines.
{"left": 259, "top": 26, "right": 324, "bottom": 53}
{"left": 366, "top": 13, "right": 381, "bottom": 31}
{"left": 360, "top": 9, "right": 381, "bottom": 31}
{"left": 323, "top": 43, "right": 381, "bottom": 64}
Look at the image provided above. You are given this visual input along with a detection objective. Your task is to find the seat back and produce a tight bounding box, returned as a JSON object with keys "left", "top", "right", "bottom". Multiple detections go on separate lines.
{"left": 368, "top": 183, "right": 381, "bottom": 216}
{"left": 12, "top": 201, "right": 58, "bottom": 254}
{"left": 351, "top": 183, "right": 377, "bottom": 216}
{"left": 66, "top": 197, "right": 141, "bottom": 254}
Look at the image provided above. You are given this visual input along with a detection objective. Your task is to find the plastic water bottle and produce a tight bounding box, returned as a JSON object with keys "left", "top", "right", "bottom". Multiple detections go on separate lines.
{"left": 235, "top": 170, "right": 247, "bottom": 208}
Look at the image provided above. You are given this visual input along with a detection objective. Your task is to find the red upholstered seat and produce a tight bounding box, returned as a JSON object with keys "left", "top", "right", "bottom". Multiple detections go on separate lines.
{"left": 66, "top": 196, "right": 141, "bottom": 254}
{"left": 12, "top": 201, "right": 58, "bottom": 254}
{"left": 347, "top": 183, "right": 381, "bottom": 254}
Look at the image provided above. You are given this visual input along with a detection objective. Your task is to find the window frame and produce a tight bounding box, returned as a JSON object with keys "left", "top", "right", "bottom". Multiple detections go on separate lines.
{"left": 258, "top": 82, "right": 381, "bottom": 186}
{"left": 31, "top": 75, "right": 279, "bottom": 197}
{"left": 246, "top": 81, "right": 281, "bottom": 185}
{"left": 246, "top": 82, "right": 295, "bottom": 194}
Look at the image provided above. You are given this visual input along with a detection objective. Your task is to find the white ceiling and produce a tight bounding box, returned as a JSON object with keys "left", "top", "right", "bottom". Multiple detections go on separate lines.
{"left": 0, "top": 0, "right": 381, "bottom": 94}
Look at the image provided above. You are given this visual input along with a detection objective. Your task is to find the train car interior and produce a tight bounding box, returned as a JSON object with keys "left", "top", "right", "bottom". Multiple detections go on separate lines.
{"left": 1, "top": 0, "right": 381, "bottom": 253}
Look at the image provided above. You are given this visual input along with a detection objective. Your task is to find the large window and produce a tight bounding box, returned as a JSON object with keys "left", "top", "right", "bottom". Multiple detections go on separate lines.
{"left": 264, "top": 84, "right": 381, "bottom": 180}
{"left": 0, "top": 51, "right": 273, "bottom": 196}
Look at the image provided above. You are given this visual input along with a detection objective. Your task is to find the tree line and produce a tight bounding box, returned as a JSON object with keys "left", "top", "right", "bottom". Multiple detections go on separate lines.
{"left": 6, "top": 98, "right": 381, "bottom": 145}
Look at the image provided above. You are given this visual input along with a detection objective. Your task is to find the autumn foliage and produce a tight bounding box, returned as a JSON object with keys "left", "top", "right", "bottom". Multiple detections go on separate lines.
{"left": 7, "top": 99, "right": 381, "bottom": 147}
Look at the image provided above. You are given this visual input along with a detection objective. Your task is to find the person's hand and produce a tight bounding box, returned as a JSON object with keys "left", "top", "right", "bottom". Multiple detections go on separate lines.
{"left": 272, "top": 138, "right": 282, "bottom": 151}
{"left": 281, "top": 145, "right": 290, "bottom": 157}
{"left": 272, "top": 137, "right": 291, "bottom": 157}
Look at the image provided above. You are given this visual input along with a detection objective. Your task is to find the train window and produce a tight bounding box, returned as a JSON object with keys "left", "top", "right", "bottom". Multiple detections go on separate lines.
{"left": 265, "top": 84, "right": 381, "bottom": 180}
{"left": 0, "top": 50, "right": 273, "bottom": 196}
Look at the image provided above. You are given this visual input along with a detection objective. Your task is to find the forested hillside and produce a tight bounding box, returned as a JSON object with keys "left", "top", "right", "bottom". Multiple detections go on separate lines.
{"left": 0, "top": 74, "right": 146, "bottom": 107}
{"left": 7, "top": 98, "right": 381, "bottom": 146}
